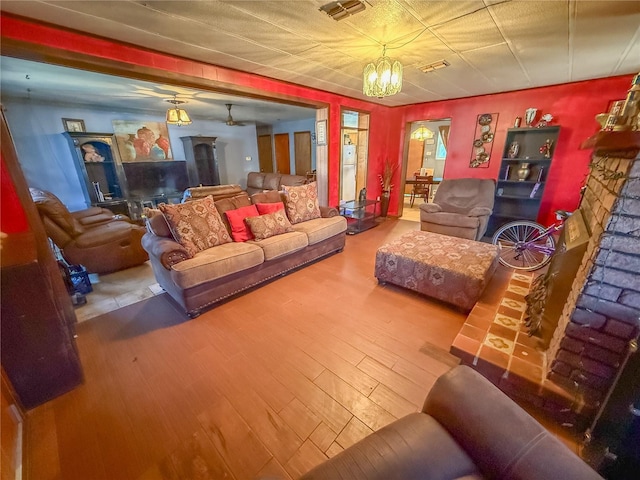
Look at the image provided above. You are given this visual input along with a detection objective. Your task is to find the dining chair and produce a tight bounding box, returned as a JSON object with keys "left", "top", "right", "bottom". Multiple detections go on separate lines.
{"left": 410, "top": 175, "right": 433, "bottom": 207}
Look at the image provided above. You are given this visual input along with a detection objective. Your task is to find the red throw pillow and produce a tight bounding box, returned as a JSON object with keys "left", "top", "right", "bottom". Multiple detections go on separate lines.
{"left": 224, "top": 204, "right": 259, "bottom": 242}
{"left": 255, "top": 202, "right": 285, "bottom": 215}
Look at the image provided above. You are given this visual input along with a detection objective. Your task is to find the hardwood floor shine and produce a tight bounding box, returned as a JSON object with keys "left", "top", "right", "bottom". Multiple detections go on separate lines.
{"left": 26, "top": 218, "right": 470, "bottom": 480}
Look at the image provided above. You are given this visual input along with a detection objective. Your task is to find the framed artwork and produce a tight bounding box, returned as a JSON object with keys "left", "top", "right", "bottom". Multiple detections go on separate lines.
{"left": 112, "top": 120, "right": 173, "bottom": 162}
{"left": 62, "top": 118, "right": 86, "bottom": 132}
{"left": 469, "top": 112, "right": 498, "bottom": 168}
{"left": 316, "top": 120, "right": 327, "bottom": 146}
{"left": 425, "top": 138, "right": 435, "bottom": 145}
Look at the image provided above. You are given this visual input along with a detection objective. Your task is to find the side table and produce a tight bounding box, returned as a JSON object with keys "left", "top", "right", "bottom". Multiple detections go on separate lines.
{"left": 339, "top": 199, "right": 379, "bottom": 234}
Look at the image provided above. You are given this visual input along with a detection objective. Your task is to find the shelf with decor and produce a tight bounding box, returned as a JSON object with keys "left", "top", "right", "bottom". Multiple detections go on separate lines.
{"left": 487, "top": 126, "right": 560, "bottom": 237}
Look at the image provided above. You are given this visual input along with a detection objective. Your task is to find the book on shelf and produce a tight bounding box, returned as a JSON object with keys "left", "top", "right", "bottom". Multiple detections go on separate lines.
{"left": 529, "top": 182, "right": 541, "bottom": 198}
{"left": 504, "top": 165, "right": 511, "bottom": 180}
{"left": 536, "top": 166, "right": 545, "bottom": 182}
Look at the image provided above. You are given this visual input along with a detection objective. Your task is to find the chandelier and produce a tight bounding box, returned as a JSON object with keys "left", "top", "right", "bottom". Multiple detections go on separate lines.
{"left": 165, "top": 95, "right": 192, "bottom": 126}
{"left": 363, "top": 45, "right": 403, "bottom": 98}
{"left": 411, "top": 126, "right": 433, "bottom": 141}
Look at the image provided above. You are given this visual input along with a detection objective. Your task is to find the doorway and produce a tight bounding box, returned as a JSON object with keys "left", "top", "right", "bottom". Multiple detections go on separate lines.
{"left": 401, "top": 118, "right": 451, "bottom": 221}
{"left": 339, "top": 109, "right": 370, "bottom": 203}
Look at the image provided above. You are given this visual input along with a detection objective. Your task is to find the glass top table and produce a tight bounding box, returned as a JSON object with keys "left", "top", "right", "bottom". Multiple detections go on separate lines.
{"left": 339, "top": 199, "right": 380, "bottom": 234}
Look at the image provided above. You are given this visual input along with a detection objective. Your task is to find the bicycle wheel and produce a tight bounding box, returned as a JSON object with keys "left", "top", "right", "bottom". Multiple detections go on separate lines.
{"left": 492, "top": 220, "right": 555, "bottom": 271}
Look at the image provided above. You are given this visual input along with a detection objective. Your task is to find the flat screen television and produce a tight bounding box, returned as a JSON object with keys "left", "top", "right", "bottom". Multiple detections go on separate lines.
{"left": 123, "top": 160, "right": 189, "bottom": 198}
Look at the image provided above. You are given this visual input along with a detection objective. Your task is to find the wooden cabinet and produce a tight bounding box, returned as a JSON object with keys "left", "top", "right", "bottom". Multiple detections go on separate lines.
{"left": 63, "top": 131, "right": 129, "bottom": 207}
{"left": 180, "top": 136, "right": 221, "bottom": 186}
{"left": 487, "top": 126, "right": 561, "bottom": 236}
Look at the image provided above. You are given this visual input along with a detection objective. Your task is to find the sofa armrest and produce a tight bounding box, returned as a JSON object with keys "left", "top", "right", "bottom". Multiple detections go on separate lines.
{"left": 423, "top": 366, "right": 601, "bottom": 480}
{"left": 320, "top": 206, "right": 339, "bottom": 218}
{"left": 141, "top": 233, "right": 190, "bottom": 269}
{"left": 419, "top": 203, "right": 442, "bottom": 213}
{"left": 467, "top": 207, "right": 492, "bottom": 217}
{"left": 71, "top": 206, "right": 104, "bottom": 219}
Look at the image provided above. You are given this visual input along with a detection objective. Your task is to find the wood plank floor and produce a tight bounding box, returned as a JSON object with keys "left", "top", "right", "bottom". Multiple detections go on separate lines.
{"left": 23, "top": 218, "right": 571, "bottom": 480}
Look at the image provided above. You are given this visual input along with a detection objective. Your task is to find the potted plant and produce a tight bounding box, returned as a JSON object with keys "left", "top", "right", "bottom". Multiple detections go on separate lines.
{"left": 378, "top": 159, "right": 398, "bottom": 217}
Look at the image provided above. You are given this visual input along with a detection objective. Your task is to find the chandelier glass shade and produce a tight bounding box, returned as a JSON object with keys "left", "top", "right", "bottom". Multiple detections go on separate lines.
{"left": 363, "top": 47, "right": 403, "bottom": 98}
{"left": 165, "top": 96, "right": 192, "bottom": 126}
{"left": 411, "top": 126, "right": 434, "bottom": 141}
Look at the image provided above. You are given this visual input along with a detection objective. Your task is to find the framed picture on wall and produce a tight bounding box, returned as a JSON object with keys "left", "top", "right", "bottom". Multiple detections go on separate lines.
{"left": 62, "top": 118, "right": 86, "bottom": 132}
{"left": 316, "top": 120, "right": 327, "bottom": 146}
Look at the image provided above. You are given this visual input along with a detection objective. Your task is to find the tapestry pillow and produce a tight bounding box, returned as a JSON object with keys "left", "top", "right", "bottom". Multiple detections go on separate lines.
{"left": 245, "top": 210, "right": 294, "bottom": 240}
{"left": 282, "top": 181, "right": 321, "bottom": 224}
{"left": 224, "top": 204, "right": 260, "bottom": 242}
{"left": 159, "top": 195, "right": 231, "bottom": 256}
{"left": 255, "top": 202, "right": 285, "bottom": 215}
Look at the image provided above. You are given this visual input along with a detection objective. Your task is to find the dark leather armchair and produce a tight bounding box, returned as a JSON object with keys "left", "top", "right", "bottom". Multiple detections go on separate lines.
{"left": 419, "top": 178, "right": 496, "bottom": 241}
{"left": 298, "top": 366, "right": 601, "bottom": 480}
{"left": 30, "top": 188, "right": 148, "bottom": 274}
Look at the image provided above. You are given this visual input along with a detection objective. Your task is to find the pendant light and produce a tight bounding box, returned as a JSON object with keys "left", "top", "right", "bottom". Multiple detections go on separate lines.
{"left": 165, "top": 95, "right": 192, "bottom": 126}
{"left": 411, "top": 126, "right": 433, "bottom": 141}
{"left": 363, "top": 45, "right": 403, "bottom": 98}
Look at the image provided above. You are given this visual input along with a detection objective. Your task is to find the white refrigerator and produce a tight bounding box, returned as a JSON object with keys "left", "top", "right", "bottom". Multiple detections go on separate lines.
{"left": 341, "top": 145, "right": 357, "bottom": 202}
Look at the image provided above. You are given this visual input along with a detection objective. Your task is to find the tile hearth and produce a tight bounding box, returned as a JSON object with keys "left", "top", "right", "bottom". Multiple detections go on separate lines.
{"left": 451, "top": 271, "right": 597, "bottom": 426}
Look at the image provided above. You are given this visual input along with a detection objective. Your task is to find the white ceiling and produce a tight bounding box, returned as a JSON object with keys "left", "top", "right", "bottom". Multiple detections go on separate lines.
{"left": 1, "top": 0, "right": 639, "bottom": 110}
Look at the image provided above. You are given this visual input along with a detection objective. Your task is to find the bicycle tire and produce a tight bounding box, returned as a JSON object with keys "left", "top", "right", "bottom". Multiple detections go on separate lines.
{"left": 492, "top": 220, "right": 555, "bottom": 271}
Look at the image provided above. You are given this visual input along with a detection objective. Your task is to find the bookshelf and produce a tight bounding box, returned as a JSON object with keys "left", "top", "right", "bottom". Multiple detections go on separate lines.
{"left": 487, "top": 126, "right": 561, "bottom": 236}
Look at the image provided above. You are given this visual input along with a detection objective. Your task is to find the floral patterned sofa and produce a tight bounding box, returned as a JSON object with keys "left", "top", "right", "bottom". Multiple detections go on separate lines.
{"left": 142, "top": 183, "right": 346, "bottom": 317}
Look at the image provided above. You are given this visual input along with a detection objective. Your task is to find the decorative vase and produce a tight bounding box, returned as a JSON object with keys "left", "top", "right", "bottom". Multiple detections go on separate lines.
{"left": 508, "top": 141, "right": 519, "bottom": 159}
{"left": 525, "top": 108, "right": 537, "bottom": 127}
{"left": 380, "top": 190, "right": 390, "bottom": 217}
{"left": 517, "top": 163, "right": 531, "bottom": 181}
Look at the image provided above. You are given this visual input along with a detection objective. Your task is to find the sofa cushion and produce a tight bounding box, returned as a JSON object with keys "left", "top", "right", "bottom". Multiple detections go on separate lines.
{"left": 225, "top": 204, "right": 260, "bottom": 242}
{"left": 255, "top": 202, "right": 285, "bottom": 214}
{"left": 246, "top": 172, "right": 265, "bottom": 190}
{"left": 170, "top": 242, "right": 264, "bottom": 289}
{"left": 248, "top": 231, "right": 308, "bottom": 261}
{"left": 262, "top": 173, "right": 282, "bottom": 191}
{"left": 30, "top": 188, "right": 85, "bottom": 237}
{"left": 292, "top": 216, "right": 347, "bottom": 245}
{"left": 245, "top": 210, "right": 294, "bottom": 240}
{"left": 159, "top": 196, "right": 231, "bottom": 256}
{"left": 251, "top": 190, "right": 283, "bottom": 204}
{"left": 420, "top": 210, "right": 480, "bottom": 230}
{"left": 280, "top": 174, "right": 307, "bottom": 187}
{"left": 283, "top": 181, "right": 321, "bottom": 224}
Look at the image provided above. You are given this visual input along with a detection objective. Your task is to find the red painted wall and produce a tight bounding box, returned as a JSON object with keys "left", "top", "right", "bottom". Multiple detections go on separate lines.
{"left": 1, "top": 14, "right": 633, "bottom": 225}
{"left": 394, "top": 77, "right": 634, "bottom": 225}
{"left": 1, "top": 156, "right": 29, "bottom": 233}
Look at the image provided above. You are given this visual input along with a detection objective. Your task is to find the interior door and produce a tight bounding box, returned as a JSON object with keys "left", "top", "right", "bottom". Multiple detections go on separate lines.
{"left": 257, "top": 134, "right": 274, "bottom": 173}
{"left": 274, "top": 133, "right": 290, "bottom": 174}
{"left": 293, "top": 131, "right": 312, "bottom": 175}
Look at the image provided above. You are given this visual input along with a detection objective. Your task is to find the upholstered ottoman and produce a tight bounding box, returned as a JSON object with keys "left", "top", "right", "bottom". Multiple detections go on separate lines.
{"left": 375, "top": 231, "right": 499, "bottom": 311}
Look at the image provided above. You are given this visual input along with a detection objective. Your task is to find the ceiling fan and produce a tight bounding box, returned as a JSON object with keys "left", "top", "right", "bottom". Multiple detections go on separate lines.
{"left": 224, "top": 103, "right": 245, "bottom": 126}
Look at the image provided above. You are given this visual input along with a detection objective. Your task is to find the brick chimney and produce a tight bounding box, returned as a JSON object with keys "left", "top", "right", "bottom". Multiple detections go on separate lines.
{"left": 547, "top": 135, "right": 640, "bottom": 419}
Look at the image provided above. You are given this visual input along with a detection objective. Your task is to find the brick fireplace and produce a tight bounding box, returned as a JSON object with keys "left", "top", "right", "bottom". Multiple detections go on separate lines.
{"left": 451, "top": 132, "right": 640, "bottom": 428}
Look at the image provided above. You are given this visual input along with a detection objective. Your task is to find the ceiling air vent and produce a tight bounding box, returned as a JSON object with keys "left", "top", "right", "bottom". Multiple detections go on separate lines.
{"left": 419, "top": 60, "right": 450, "bottom": 73}
{"left": 320, "top": 1, "right": 366, "bottom": 21}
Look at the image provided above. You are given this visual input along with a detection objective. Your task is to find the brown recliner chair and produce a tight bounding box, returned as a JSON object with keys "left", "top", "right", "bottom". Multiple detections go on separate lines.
{"left": 419, "top": 178, "right": 496, "bottom": 241}
{"left": 29, "top": 188, "right": 148, "bottom": 274}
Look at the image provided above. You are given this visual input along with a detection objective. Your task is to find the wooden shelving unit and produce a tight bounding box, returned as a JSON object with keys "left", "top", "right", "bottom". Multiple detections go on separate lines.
{"left": 487, "top": 126, "right": 561, "bottom": 237}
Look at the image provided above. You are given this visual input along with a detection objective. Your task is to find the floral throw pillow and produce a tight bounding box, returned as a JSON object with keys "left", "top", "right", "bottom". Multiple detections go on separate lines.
{"left": 282, "top": 182, "right": 321, "bottom": 224}
{"left": 245, "top": 210, "right": 294, "bottom": 240}
{"left": 159, "top": 196, "right": 231, "bottom": 256}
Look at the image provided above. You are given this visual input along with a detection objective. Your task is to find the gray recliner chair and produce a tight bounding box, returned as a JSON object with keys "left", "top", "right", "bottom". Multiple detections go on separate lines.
{"left": 419, "top": 178, "right": 496, "bottom": 241}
